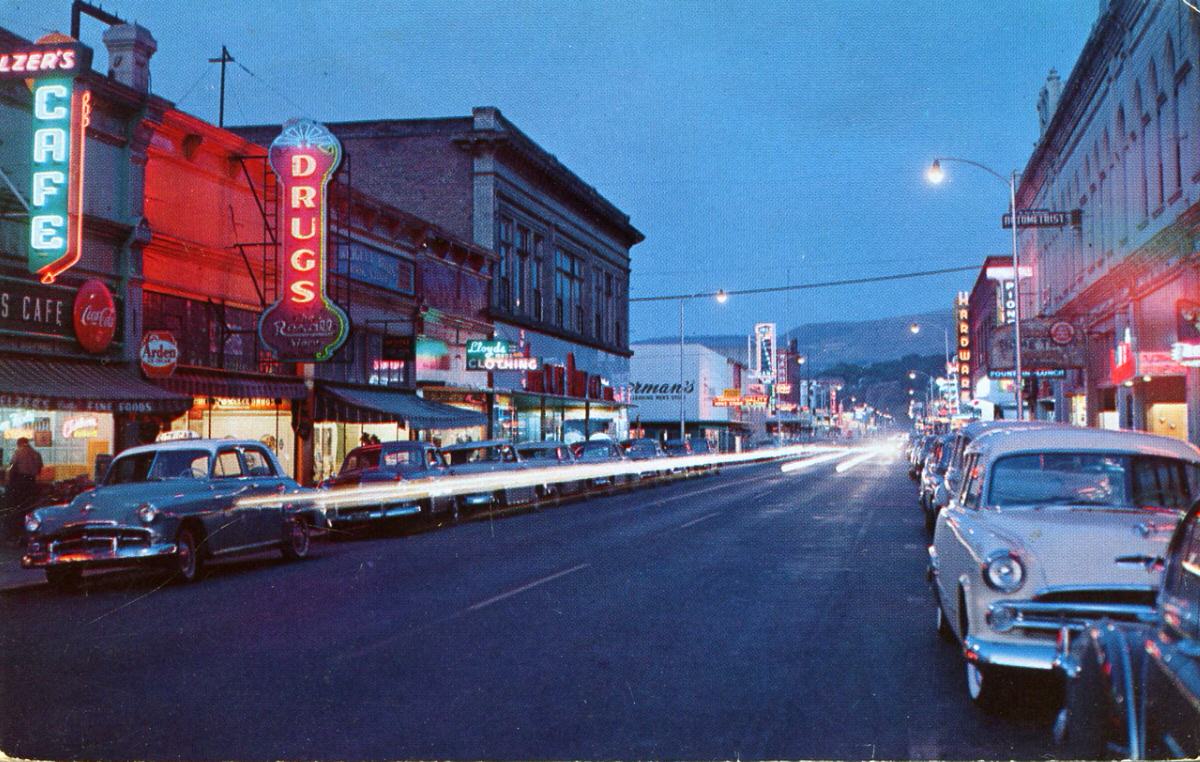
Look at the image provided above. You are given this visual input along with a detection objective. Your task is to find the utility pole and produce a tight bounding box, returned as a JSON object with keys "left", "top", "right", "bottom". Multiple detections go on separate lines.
{"left": 208, "top": 45, "right": 234, "bottom": 127}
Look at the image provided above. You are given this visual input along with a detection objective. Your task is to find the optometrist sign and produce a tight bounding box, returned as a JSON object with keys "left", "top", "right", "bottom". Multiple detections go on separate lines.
{"left": 2, "top": 38, "right": 94, "bottom": 284}
{"left": 257, "top": 119, "right": 349, "bottom": 362}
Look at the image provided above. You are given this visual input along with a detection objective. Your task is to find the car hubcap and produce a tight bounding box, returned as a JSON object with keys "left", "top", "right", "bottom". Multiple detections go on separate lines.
{"left": 291, "top": 520, "right": 307, "bottom": 552}
{"left": 966, "top": 662, "right": 984, "bottom": 699}
{"left": 178, "top": 536, "right": 194, "bottom": 576}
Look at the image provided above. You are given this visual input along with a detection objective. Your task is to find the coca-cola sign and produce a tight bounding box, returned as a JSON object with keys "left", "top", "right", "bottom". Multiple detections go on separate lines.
{"left": 72, "top": 278, "right": 115, "bottom": 353}
{"left": 140, "top": 330, "right": 178, "bottom": 378}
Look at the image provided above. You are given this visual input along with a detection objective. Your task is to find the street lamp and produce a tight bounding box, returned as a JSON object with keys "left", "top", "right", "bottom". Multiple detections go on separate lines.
{"left": 927, "top": 155, "right": 1027, "bottom": 420}
{"left": 909, "top": 322, "right": 920, "bottom": 335}
{"left": 715, "top": 289, "right": 728, "bottom": 304}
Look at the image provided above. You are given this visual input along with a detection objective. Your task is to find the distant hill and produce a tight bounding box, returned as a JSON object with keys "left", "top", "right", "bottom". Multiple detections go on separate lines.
{"left": 638, "top": 309, "right": 956, "bottom": 371}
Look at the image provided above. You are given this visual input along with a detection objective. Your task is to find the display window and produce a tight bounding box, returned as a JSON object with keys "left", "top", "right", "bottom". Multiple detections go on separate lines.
{"left": 169, "top": 397, "right": 295, "bottom": 477}
{"left": 0, "top": 407, "right": 114, "bottom": 481}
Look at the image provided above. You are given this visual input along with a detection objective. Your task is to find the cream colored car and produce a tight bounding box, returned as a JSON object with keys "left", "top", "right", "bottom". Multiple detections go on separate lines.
{"left": 927, "top": 426, "right": 1200, "bottom": 710}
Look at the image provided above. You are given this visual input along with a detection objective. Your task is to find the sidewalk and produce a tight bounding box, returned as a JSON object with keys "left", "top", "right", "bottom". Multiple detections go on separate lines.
{"left": 0, "top": 541, "right": 46, "bottom": 592}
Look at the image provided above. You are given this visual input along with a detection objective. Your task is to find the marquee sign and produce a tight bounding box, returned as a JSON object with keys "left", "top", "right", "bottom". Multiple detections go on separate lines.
{"left": 258, "top": 119, "right": 349, "bottom": 362}
{"left": 754, "top": 322, "right": 776, "bottom": 381}
{"left": 954, "top": 291, "right": 970, "bottom": 401}
{"left": 3, "top": 38, "right": 95, "bottom": 284}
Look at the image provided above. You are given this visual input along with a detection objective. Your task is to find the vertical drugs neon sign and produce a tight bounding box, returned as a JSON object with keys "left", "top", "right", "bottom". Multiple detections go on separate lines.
{"left": 1, "top": 38, "right": 92, "bottom": 283}
{"left": 257, "top": 119, "right": 349, "bottom": 362}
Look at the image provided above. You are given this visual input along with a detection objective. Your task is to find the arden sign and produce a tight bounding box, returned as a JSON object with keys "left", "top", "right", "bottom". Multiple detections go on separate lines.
{"left": 3, "top": 38, "right": 95, "bottom": 284}
{"left": 140, "top": 331, "right": 178, "bottom": 378}
{"left": 1000, "top": 209, "right": 1081, "bottom": 229}
{"left": 257, "top": 119, "right": 349, "bottom": 362}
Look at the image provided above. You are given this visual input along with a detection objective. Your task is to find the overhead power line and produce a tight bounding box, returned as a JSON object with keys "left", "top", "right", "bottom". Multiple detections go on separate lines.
{"left": 629, "top": 265, "right": 979, "bottom": 303}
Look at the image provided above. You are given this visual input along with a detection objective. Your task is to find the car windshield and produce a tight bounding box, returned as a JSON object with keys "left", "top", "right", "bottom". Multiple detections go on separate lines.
{"left": 105, "top": 449, "right": 210, "bottom": 484}
{"left": 626, "top": 442, "right": 657, "bottom": 457}
{"left": 578, "top": 442, "right": 614, "bottom": 460}
{"left": 989, "top": 452, "right": 1134, "bottom": 508}
{"left": 691, "top": 441, "right": 711, "bottom": 454}
{"left": 518, "top": 447, "right": 560, "bottom": 462}
{"left": 381, "top": 448, "right": 425, "bottom": 469}
{"left": 443, "top": 446, "right": 508, "bottom": 465}
{"left": 340, "top": 449, "right": 380, "bottom": 473}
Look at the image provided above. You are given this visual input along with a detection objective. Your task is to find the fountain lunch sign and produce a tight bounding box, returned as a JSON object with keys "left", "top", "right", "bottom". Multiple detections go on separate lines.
{"left": 257, "top": 119, "right": 349, "bottom": 362}
{"left": 2, "top": 36, "right": 93, "bottom": 284}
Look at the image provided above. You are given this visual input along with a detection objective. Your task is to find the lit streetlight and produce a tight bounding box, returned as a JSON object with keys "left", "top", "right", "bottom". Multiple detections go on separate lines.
{"left": 678, "top": 290, "right": 728, "bottom": 441}
{"left": 926, "top": 155, "right": 1027, "bottom": 420}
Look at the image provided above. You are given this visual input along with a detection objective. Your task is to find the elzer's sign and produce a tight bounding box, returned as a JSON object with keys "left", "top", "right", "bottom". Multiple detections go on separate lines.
{"left": 1001, "top": 209, "right": 1082, "bottom": 229}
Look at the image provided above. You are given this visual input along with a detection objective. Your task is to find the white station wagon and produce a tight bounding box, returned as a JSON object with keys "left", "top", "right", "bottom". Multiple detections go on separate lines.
{"left": 927, "top": 426, "right": 1200, "bottom": 710}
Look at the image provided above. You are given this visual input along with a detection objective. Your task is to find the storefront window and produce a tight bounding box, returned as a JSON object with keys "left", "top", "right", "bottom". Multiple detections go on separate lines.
{"left": 0, "top": 408, "right": 114, "bottom": 482}
{"left": 171, "top": 398, "right": 295, "bottom": 478}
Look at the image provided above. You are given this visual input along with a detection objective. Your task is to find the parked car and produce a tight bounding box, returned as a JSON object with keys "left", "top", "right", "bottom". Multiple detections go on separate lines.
{"left": 22, "top": 439, "right": 321, "bottom": 589}
{"left": 918, "top": 433, "right": 956, "bottom": 533}
{"left": 1053, "top": 495, "right": 1200, "bottom": 759}
{"left": 320, "top": 441, "right": 457, "bottom": 528}
{"left": 621, "top": 438, "right": 670, "bottom": 480}
{"left": 928, "top": 426, "right": 1200, "bottom": 710}
{"left": 689, "top": 438, "right": 719, "bottom": 475}
{"left": 515, "top": 441, "right": 584, "bottom": 499}
{"left": 439, "top": 440, "right": 535, "bottom": 512}
{"left": 573, "top": 438, "right": 633, "bottom": 489}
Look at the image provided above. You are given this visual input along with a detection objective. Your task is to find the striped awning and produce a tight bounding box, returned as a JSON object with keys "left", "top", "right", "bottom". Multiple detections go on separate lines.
{"left": 155, "top": 370, "right": 308, "bottom": 401}
{"left": 0, "top": 358, "right": 192, "bottom": 415}
{"left": 314, "top": 384, "right": 487, "bottom": 429}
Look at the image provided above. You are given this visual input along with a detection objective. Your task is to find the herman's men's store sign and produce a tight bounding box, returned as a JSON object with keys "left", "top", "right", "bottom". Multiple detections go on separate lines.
{"left": 1, "top": 37, "right": 94, "bottom": 284}
{"left": 257, "top": 119, "right": 349, "bottom": 362}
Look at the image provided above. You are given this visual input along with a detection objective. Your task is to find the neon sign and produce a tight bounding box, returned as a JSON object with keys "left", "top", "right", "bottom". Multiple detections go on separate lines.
{"left": 2, "top": 40, "right": 93, "bottom": 283}
{"left": 257, "top": 119, "right": 349, "bottom": 362}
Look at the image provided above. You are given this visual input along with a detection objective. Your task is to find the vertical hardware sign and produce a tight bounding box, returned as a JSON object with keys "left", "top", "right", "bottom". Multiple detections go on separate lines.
{"left": 954, "top": 291, "right": 971, "bottom": 402}
{"left": 1, "top": 39, "right": 93, "bottom": 283}
{"left": 258, "top": 119, "right": 349, "bottom": 362}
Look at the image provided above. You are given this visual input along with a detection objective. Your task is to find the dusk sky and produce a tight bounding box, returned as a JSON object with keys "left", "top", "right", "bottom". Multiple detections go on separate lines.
{"left": 0, "top": 0, "right": 1098, "bottom": 340}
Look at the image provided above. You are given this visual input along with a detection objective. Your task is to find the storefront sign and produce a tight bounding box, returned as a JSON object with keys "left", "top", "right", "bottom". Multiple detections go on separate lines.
{"left": 988, "top": 369, "right": 1066, "bottom": 379}
{"left": 1049, "top": 321, "right": 1076, "bottom": 345}
{"left": 60, "top": 414, "right": 98, "bottom": 438}
{"left": 776, "top": 383, "right": 792, "bottom": 395}
{"left": 4, "top": 39, "right": 95, "bottom": 284}
{"left": 1111, "top": 330, "right": 1134, "bottom": 385}
{"left": 1172, "top": 342, "right": 1200, "bottom": 367}
{"left": 998, "top": 280, "right": 1017, "bottom": 325}
{"left": 72, "top": 278, "right": 116, "bottom": 353}
{"left": 0, "top": 274, "right": 74, "bottom": 339}
{"left": 991, "top": 319, "right": 1085, "bottom": 372}
{"left": 754, "top": 322, "right": 776, "bottom": 381}
{"left": 712, "top": 395, "right": 740, "bottom": 407}
{"left": 1137, "top": 351, "right": 1186, "bottom": 378}
{"left": 139, "top": 330, "right": 178, "bottom": 378}
{"left": 954, "top": 291, "right": 970, "bottom": 401}
{"left": 257, "top": 119, "right": 349, "bottom": 362}
{"left": 741, "top": 394, "right": 769, "bottom": 408}
{"left": 1176, "top": 300, "right": 1200, "bottom": 365}
{"left": 466, "top": 339, "right": 539, "bottom": 371}
{"left": 1000, "top": 209, "right": 1081, "bottom": 228}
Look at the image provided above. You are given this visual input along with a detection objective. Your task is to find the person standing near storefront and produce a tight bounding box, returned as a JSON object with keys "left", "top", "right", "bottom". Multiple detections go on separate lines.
{"left": 5, "top": 438, "right": 43, "bottom": 541}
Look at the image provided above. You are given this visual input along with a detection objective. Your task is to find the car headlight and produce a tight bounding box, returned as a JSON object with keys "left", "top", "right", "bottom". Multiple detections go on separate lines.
{"left": 137, "top": 502, "right": 158, "bottom": 524}
{"left": 24, "top": 513, "right": 40, "bottom": 534}
{"left": 983, "top": 550, "right": 1025, "bottom": 593}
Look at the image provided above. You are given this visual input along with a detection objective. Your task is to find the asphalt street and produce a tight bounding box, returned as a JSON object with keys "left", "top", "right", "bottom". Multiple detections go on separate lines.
{"left": 0, "top": 451, "right": 1063, "bottom": 760}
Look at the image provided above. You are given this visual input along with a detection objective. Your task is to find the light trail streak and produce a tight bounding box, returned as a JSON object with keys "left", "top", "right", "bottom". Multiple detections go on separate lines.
{"left": 778, "top": 448, "right": 854, "bottom": 473}
{"left": 833, "top": 446, "right": 891, "bottom": 474}
{"left": 236, "top": 443, "right": 838, "bottom": 513}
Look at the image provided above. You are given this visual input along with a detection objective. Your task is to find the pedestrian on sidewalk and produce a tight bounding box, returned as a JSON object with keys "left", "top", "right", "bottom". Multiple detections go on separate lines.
{"left": 4, "top": 437, "right": 43, "bottom": 541}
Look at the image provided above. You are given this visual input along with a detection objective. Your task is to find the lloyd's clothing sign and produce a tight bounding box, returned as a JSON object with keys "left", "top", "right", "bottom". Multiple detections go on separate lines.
{"left": 1, "top": 37, "right": 93, "bottom": 284}
{"left": 257, "top": 119, "right": 349, "bottom": 362}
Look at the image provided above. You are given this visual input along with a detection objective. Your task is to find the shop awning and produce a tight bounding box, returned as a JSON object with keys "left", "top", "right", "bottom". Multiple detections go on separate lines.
{"left": 0, "top": 359, "right": 192, "bottom": 415}
{"left": 156, "top": 370, "right": 308, "bottom": 400}
{"left": 315, "top": 385, "right": 487, "bottom": 429}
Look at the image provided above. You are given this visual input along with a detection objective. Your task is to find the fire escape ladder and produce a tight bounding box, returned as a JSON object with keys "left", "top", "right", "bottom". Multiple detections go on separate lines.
{"left": 261, "top": 161, "right": 279, "bottom": 306}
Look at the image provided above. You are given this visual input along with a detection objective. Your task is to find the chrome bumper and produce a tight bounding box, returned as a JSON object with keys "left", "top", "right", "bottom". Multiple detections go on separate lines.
{"left": 963, "top": 634, "right": 1058, "bottom": 671}
{"left": 22, "top": 540, "right": 178, "bottom": 569}
{"left": 461, "top": 493, "right": 493, "bottom": 506}
{"left": 329, "top": 503, "right": 421, "bottom": 525}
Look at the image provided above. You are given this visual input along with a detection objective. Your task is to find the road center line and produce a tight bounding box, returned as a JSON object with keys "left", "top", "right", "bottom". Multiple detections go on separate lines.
{"left": 678, "top": 512, "right": 719, "bottom": 529}
{"left": 466, "top": 563, "right": 591, "bottom": 612}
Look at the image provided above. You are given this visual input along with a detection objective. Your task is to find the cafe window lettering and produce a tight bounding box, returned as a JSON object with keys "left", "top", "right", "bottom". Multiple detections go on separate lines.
{"left": 142, "top": 291, "right": 275, "bottom": 373}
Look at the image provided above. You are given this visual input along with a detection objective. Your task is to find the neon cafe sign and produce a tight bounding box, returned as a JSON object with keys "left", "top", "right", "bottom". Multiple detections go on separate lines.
{"left": 258, "top": 119, "right": 349, "bottom": 362}
{"left": 1, "top": 38, "right": 93, "bottom": 284}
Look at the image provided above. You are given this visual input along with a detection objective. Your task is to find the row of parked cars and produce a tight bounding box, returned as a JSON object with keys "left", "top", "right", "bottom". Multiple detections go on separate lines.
{"left": 18, "top": 434, "right": 719, "bottom": 592}
{"left": 905, "top": 423, "right": 1200, "bottom": 758}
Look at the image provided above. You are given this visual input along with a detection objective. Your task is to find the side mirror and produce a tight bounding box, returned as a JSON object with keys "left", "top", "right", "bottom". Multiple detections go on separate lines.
{"left": 934, "top": 483, "right": 950, "bottom": 508}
